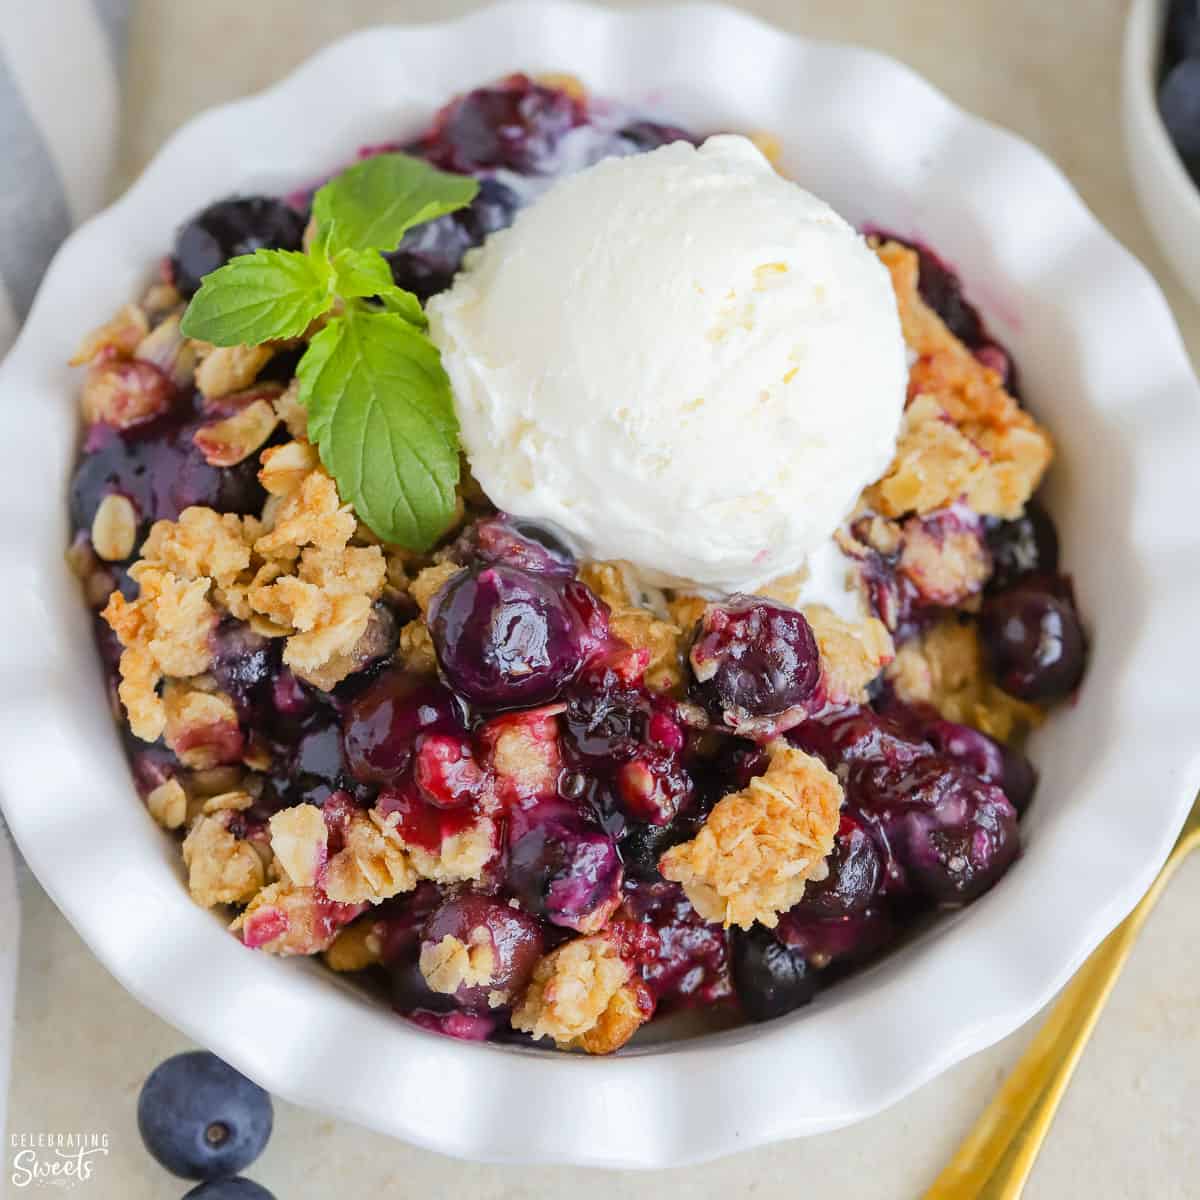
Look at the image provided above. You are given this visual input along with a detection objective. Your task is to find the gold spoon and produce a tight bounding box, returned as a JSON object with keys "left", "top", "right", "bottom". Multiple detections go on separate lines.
{"left": 923, "top": 794, "right": 1200, "bottom": 1200}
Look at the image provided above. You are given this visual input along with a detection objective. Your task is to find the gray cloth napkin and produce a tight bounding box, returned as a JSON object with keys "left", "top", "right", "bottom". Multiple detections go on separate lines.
{"left": 0, "top": 0, "right": 128, "bottom": 352}
{"left": 0, "top": 0, "right": 129, "bottom": 1143}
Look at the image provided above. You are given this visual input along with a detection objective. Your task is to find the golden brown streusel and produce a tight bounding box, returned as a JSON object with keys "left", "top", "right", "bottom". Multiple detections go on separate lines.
{"left": 194, "top": 343, "right": 274, "bottom": 399}
{"left": 230, "top": 881, "right": 346, "bottom": 956}
{"left": 181, "top": 813, "right": 265, "bottom": 908}
{"left": 200, "top": 790, "right": 254, "bottom": 814}
{"left": 290, "top": 606, "right": 397, "bottom": 692}
{"left": 660, "top": 740, "right": 843, "bottom": 929}
{"left": 258, "top": 439, "right": 320, "bottom": 496}
{"left": 579, "top": 561, "right": 685, "bottom": 691}
{"left": 396, "top": 618, "right": 438, "bottom": 675}
{"left": 102, "top": 566, "right": 217, "bottom": 740}
{"left": 409, "top": 561, "right": 463, "bottom": 614}
{"left": 69, "top": 303, "right": 149, "bottom": 367}
{"left": 268, "top": 804, "right": 328, "bottom": 888}
{"left": 323, "top": 810, "right": 419, "bottom": 905}
{"left": 897, "top": 512, "right": 991, "bottom": 606}
{"left": 667, "top": 594, "right": 708, "bottom": 636}
{"left": 804, "top": 605, "right": 894, "bottom": 705}
{"left": 141, "top": 507, "right": 254, "bottom": 588}
{"left": 161, "top": 684, "right": 241, "bottom": 769}
{"left": 145, "top": 778, "right": 187, "bottom": 830}
{"left": 870, "top": 241, "right": 1052, "bottom": 520}
{"left": 193, "top": 398, "right": 280, "bottom": 467}
{"left": 419, "top": 933, "right": 496, "bottom": 996}
{"left": 572, "top": 980, "right": 652, "bottom": 1055}
{"left": 254, "top": 465, "right": 357, "bottom": 560}
{"left": 887, "top": 616, "right": 1043, "bottom": 742}
{"left": 272, "top": 379, "right": 308, "bottom": 439}
{"left": 323, "top": 918, "right": 384, "bottom": 972}
{"left": 90, "top": 493, "right": 137, "bottom": 563}
{"left": 511, "top": 934, "right": 635, "bottom": 1049}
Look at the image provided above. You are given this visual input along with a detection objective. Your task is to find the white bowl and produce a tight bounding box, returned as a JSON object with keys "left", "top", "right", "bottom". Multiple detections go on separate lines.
{"left": 2, "top": 0, "right": 1200, "bottom": 1168}
{"left": 1124, "top": 0, "right": 1200, "bottom": 302}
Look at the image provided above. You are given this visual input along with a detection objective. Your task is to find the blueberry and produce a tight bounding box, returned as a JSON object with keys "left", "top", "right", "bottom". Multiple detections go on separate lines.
{"left": 613, "top": 120, "right": 695, "bottom": 152}
{"left": 729, "top": 925, "right": 817, "bottom": 1022}
{"left": 184, "top": 1181, "right": 276, "bottom": 1200}
{"left": 137, "top": 1051, "right": 273, "bottom": 1181}
{"left": 1161, "top": 58, "right": 1200, "bottom": 169}
{"left": 790, "top": 812, "right": 881, "bottom": 918}
{"left": 688, "top": 596, "right": 820, "bottom": 724}
{"left": 172, "top": 197, "right": 306, "bottom": 296}
{"left": 980, "top": 576, "right": 1087, "bottom": 701}
{"left": 455, "top": 512, "right": 576, "bottom": 576}
{"left": 429, "top": 563, "right": 589, "bottom": 709}
{"left": 985, "top": 502, "right": 1060, "bottom": 592}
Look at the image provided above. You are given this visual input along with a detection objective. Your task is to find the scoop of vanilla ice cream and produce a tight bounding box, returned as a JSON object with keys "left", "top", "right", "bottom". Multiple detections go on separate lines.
{"left": 428, "top": 134, "right": 906, "bottom": 593}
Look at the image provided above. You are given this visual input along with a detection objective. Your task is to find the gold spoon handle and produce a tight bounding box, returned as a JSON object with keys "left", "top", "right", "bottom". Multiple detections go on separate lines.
{"left": 923, "top": 809, "right": 1200, "bottom": 1200}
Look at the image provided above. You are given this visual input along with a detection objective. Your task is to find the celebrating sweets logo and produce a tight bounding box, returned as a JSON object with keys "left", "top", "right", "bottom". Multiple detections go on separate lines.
{"left": 9, "top": 1132, "right": 110, "bottom": 1189}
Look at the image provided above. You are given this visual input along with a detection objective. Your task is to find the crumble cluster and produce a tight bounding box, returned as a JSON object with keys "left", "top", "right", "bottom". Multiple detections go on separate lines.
{"left": 867, "top": 240, "right": 1053, "bottom": 520}
{"left": 512, "top": 931, "right": 651, "bottom": 1053}
{"left": 660, "top": 741, "right": 843, "bottom": 929}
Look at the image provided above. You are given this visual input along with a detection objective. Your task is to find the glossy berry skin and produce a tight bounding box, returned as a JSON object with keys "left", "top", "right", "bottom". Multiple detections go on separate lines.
{"left": 184, "top": 1182, "right": 276, "bottom": 1200}
{"left": 985, "top": 502, "right": 1060, "bottom": 592}
{"left": 1160, "top": 58, "right": 1200, "bottom": 169}
{"left": 505, "top": 807, "right": 623, "bottom": 933}
{"left": 790, "top": 812, "right": 881, "bottom": 918}
{"left": 419, "top": 892, "right": 544, "bottom": 1012}
{"left": 137, "top": 1052, "right": 273, "bottom": 1181}
{"left": 457, "top": 513, "right": 576, "bottom": 577}
{"left": 729, "top": 925, "right": 817, "bottom": 1022}
{"left": 428, "top": 563, "right": 591, "bottom": 709}
{"left": 980, "top": 576, "right": 1086, "bottom": 701}
{"left": 342, "top": 671, "right": 465, "bottom": 785}
{"left": 689, "top": 596, "right": 820, "bottom": 723}
{"left": 71, "top": 409, "right": 266, "bottom": 538}
{"left": 851, "top": 758, "right": 1019, "bottom": 904}
{"left": 171, "top": 196, "right": 306, "bottom": 296}
{"left": 422, "top": 75, "right": 584, "bottom": 174}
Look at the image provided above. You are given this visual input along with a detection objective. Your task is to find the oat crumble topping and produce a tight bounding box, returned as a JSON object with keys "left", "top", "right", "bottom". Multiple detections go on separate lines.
{"left": 181, "top": 813, "right": 265, "bottom": 908}
{"left": 419, "top": 933, "right": 497, "bottom": 996}
{"left": 804, "top": 605, "right": 894, "bottom": 704}
{"left": 660, "top": 741, "right": 843, "bottom": 929}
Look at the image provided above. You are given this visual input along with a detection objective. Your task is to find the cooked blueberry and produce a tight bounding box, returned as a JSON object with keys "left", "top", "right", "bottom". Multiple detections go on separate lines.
{"left": 184, "top": 1182, "right": 275, "bottom": 1200}
{"left": 980, "top": 576, "right": 1086, "bottom": 701}
{"left": 850, "top": 757, "right": 1020, "bottom": 903}
{"left": 413, "top": 733, "right": 486, "bottom": 808}
{"left": 911, "top": 240, "right": 984, "bottom": 347}
{"left": 342, "top": 671, "right": 465, "bottom": 784}
{"left": 791, "top": 812, "right": 881, "bottom": 917}
{"left": 924, "top": 719, "right": 1006, "bottom": 782}
{"left": 208, "top": 621, "right": 278, "bottom": 722}
{"left": 729, "top": 926, "right": 817, "bottom": 1022}
{"left": 985, "top": 502, "right": 1059, "bottom": 591}
{"left": 71, "top": 409, "right": 266, "bottom": 536}
{"left": 689, "top": 596, "right": 820, "bottom": 723}
{"left": 618, "top": 821, "right": 693, "bottom": 882}
{"left": 776, "top": 906, "right": 894, "bottom": 968}
{"left": 137, "top": 1051, "right": 272, "bottom": 1181}
{"left": 505, "top": 808, "right": 622, "bottom": 932}
{"left": 614, "top": 120, "right": 695, "bottom": 151}
{"left": 998, "top": 742, "right": 1038, "bottom": 815}
{"left": 456, "top": 513, "right": 576, "bottom": 576}
{"left": 384, "top": 212, "right": 477, "bottom": 300}
{"left": 422, "top": 75, "right": 583, "bottom": 174}
{"left": 419, "top": 892, "right": 544, "bottom": 1011}
{"left": 429, "top": 563, "right": 588, "bottom": 709}
{"left": 172, "top": 196, "right": 306, "bottom": 296}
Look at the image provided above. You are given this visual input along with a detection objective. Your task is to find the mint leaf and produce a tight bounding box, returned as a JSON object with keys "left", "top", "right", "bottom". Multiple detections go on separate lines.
{"left": 313, "top": 153, "right": 479, "bottom": 257}
{"left": 376, "top": 285, "right": 428, "bottom": 329}
{"left": 330, "top": 248, "right": 394, "bottom": 299}
{"left": 180, "top": 249, "right": 333, "bottom": 346}
{"left": 298, "top": 309, "right": 460, "bottom": 550}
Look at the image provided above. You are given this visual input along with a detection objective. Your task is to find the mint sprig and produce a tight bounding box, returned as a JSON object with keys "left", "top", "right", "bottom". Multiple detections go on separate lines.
{"left": 179, "top": 153, "right": 479, "bottom": 551}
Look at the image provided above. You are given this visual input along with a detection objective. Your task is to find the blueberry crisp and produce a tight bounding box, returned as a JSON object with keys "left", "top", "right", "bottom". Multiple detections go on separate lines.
{"left": 67, "top": 74, "right": 1087, "bottom": 1053}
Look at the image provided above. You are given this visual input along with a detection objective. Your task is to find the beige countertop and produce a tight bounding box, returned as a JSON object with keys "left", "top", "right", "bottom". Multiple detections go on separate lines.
{"left": 10, "top": 1, "right": 1200, "bottom": 1196}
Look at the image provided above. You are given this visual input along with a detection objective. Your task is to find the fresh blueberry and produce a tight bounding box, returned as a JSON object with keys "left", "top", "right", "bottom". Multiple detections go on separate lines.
{"left": 184, "top": 1181, "right": 275, "bottom": 1200}
{"left": 1161, "top": 58, "right": 1200, "bottom": 169}
{"left": 137, "top": 1051, "right": 273, "bottom": 1181}
{"left": 729, "top": 925, "right": 817, "bottom": 1022}
{"left": 980, "top": 576, "right": 1087, "bottom": 701}
{"left": 985, "top": 502, "right": 1060, "bottom": 592}
{"left": 172, "top": 197, "right": 306, "bottom": 296}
